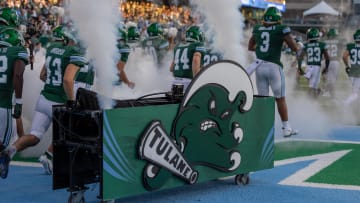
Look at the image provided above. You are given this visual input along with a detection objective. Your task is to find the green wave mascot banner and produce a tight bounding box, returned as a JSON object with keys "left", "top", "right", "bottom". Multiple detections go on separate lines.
{"left": 102, "top": 60, "right": 275, "bottom": 200}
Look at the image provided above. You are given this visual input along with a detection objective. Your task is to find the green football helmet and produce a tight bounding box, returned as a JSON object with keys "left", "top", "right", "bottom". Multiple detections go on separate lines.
{"left": 0, "top": 28, "right": 25, "bottom": 47}
{"left": 307, "top": 28, "right": 320, "bottom": 41}
{"left": 52, "top": 25, "right": 77, "bottom": 44}
{"left": 147, "top": 23, "right": 163, "bottom": 37}
{"left": 185, "top": 26, "right": 204, "bottom": 43}
{"left": 327, "top": 28, "right": 338, "bottom": 38}
{"left": 353, "top": 29, "right": 360, "bottom": 42}
{"left": 127, "top": 26, "right": 140, "bottom": 41}
{"left": 0, "top": 7, "right": 19, "bottom": 27}
{"left": 262, "top": 7, "right": 282, "bottom": 25}
{"left": 118, "top": 28, "right": 128, "bottom": 42}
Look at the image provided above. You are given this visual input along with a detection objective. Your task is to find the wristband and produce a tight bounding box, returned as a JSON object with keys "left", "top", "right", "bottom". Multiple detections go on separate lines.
{"left": 15, "top": 98, "right": 23, "bottom": 104}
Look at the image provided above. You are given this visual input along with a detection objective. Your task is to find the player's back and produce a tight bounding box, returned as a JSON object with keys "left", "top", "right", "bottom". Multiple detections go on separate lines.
{"left": 41, "top": 42, "right": 85, "bottom": 103}
{"left": 346, "top": 43, "right": 360, "bottom": 77}
{"left": 324, "top": 38, "right": 342, "bottom": 61}
{"left": 0, "top": 46, "right": 28, "bottom": 108}
{"left": 141, "top": 36, "right": 169, "bottom": 65}
{"left": 303, "top": 41, "right": 327, "bottom": 66}
{"left": 253, "top": 24, "right": 289, "bottom": 66}
{"left": 172, "top": 41, "right": 205, "bottom": 79}
{"left": 203, "top": 48, "right": 223, "bottom": 67}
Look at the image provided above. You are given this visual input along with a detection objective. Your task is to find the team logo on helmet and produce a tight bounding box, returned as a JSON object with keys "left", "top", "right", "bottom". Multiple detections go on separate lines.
{"left": 185, "top": 26, "right": 204, "bottom": 43}
{"left": 0, "top": 28, "right": 24, "bottom": 47}
{"left": 262, "top": 6, "right": 282, "bottom": 25}
{"left": 307, "top": 28, "right": 320, "bottom": 41}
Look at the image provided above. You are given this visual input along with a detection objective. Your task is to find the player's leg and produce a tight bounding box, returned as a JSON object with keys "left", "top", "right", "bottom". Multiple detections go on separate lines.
{"left": 344, "top": 77, "right": 360, "bottom": 106}
{"left": 0, "top": 108, "right": 13, "bottom": 178}
{"left": 16, "top": 118, "right": 24, "bottom": 137}
{"left": 255, "top": 64, "right": 270, "bottom": 96}
{"left": 268, "top": 63, "right": 298, "bottom": 137}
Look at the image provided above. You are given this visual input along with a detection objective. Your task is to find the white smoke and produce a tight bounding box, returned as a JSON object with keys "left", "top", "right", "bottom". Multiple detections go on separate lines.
{"left": 190, "top": 0, "right": 247, "bottom": 65}
{"left": 69, "top": 0, "right": 120, "bottom": 109}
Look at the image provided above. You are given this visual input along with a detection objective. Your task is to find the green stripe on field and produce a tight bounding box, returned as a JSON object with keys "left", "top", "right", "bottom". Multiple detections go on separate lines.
{"left": 275, "top": 140, "right": 360, "bottom": 186}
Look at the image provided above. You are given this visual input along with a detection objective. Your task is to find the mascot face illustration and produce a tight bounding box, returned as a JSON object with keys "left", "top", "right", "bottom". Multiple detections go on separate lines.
{"left": 173, "top": 61, "right": 254, "bottom": 172}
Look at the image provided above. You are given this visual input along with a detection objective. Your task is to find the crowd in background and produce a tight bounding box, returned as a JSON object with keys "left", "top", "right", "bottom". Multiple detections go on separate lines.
{"left": 0, "top": 0, "right": 197, "bottom": 50}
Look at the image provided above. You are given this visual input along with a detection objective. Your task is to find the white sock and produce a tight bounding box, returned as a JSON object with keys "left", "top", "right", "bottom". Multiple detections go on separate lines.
{"left": 6, "top": 145, "right": 17, "bottom": 159}
{"left": 282, "top": 121, "right": 290, "bottom": 129}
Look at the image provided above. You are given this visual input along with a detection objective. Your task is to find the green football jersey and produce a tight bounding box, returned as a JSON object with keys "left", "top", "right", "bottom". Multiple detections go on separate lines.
{"left": 252, "top": 24, "right": 291, "bottom": 67}
{"left": 41, "top": 42, "right": 88, "bottom": 103}
{"left": 117, "top": 43, "right": 131, "bottom": 63}
{"left": 172, "top": 42, "right": 205, "bottom": 79}
{"left": 203, "top": 48, "right": 223, "bottom": 67}
{"left": 303, "top": 41, "right": 327, "bottom": 66}
{"left": 345, "top": 43, "right": 360, "bottom": 77}
{"left": 141, "top": 36, "right": 169, "bottom": 65}
{"left": 75, "top": 63, "right": 94, "bottom": 85}
{"left": 324, "top": 38, "right": 345, "bottom": 61}
{"left": 0, "top": 46, "right": 29, "bottom": 108}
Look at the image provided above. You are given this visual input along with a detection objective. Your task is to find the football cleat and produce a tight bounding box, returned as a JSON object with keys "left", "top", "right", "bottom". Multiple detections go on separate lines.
{"left": 0, "top": 151, "right": 10, "bottom": 179}
{"left": 282, "top": 127, "right": 298, "bottom": 138}
{"left": 39, "top": 152, "right": 53, "bottom": 175}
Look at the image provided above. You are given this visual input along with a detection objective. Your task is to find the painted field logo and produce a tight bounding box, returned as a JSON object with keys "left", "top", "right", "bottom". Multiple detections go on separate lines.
{"left": 138, "top": 61, "right": 254, "bottom": 190}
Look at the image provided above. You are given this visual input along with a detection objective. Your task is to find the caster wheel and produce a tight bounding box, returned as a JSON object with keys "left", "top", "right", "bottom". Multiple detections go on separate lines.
{"left": 235, "top": 174, "right": 250, "bottom": 185}
{"left": 235, "top": 174, "right": 243, "bottom": 185}
{"left": 241, "top": 174, "right": 250, "bottom": 185}
{"left": 68, "top": 193, "right": 85, "bottom": 203}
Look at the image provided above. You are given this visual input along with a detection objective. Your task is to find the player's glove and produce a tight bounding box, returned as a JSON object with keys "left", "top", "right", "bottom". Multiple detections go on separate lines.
{"left": 66, "top": 100, "right": 77, "bottom": 111}
{"left": 12, "top": 103, "right": 22, "bottom": 119}
{"left": 346, "top": 66, "right": 351, "bottom": 75}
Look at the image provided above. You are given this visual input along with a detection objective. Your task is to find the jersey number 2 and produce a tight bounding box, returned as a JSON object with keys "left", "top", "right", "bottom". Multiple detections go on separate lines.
{"left": 0, "top": 55, "right": 8, "bottom": 84}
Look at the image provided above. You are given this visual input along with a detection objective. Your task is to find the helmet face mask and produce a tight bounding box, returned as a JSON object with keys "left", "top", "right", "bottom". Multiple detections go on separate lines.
{"left": 185, "top": 26, "right": 204, "bottom": 43}
{"left": 353, "top": 29, "right": 360, "bottom": 42}
{"left": 147, "top": 23, "right": 163, "bottom": 37}
{"left": 262, "top": 7, "right": 282, "bottom": 25}
{"left": 0, "top": 7, "right": 19, "bottom": 27}
{"left": 307, "top": 28, "right": 320, "bottom": 41}
{"left": 0, "top": 28, "right": 25, "bottom": 47}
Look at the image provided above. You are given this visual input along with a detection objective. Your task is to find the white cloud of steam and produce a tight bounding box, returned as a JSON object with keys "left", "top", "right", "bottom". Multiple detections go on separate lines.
{"left": 69, "top": 0, "right": 120, "bottom": 109}
{"left": 190, "top": 0, "right": 247, "bottom": 65}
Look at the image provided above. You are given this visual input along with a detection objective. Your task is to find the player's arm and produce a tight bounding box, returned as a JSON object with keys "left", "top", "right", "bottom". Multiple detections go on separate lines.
{"left": 322, "top": 49, "right": 330, "bottom": 74}
{"left": 248, "top": 35, "right": 256, "bottom": 51}
{"left": 342, "top": 50, "right": 350, "bottom": 74}
{"left": 169, "top": 61, "right": 174, "bottom": 72}
{"left": 13, "top": 59, "right": 26, "bottom": 100}
{"left": 284, "top": 34, "right": 299, "bottom": 53}
{"left": 12, "top": 59, "right": 26, "bottom": 119}
{"left": 63, "top": 63, "right": 80, "bottom": 101}
{"left": 192, "top": 51, "right": 201, "bottom": 77}
{"left": 40, "top": 64, "right": 47, "bottom": 82}
{"left": 117, "top": 60, "right": 135, "bottom": 89}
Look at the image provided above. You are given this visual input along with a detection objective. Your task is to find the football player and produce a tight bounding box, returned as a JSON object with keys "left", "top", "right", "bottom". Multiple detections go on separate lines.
{"left": 342, "top": 29, "right": 360, "bottom": 107}
{"left": 115, "top": 28, "right": 135, "bottom": 88}
{"left": 0, "top": 25, "right": 88, "bottom": 176}
{"left": 141, "top": 22, "right": 169, "bottom": 67}
{"left": 169, "top": 25, "right": 206, "bottom": 92}
{"left": 247, "top": 6, "right": 299, "bottom": 137}
{"left": 298, "top": 28, "right": 330, "bottom": 98}
{"left": 0, "top": 28, "right": 28, "bottom": 179}
{"left": 0, "top": 7, "right": 26, "bottom": 138}
{"left": 127, "top": 25, "right": 141, "bottom": 47}
{"left": 322, "top": 28, "right": 343, "bottom": 97}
